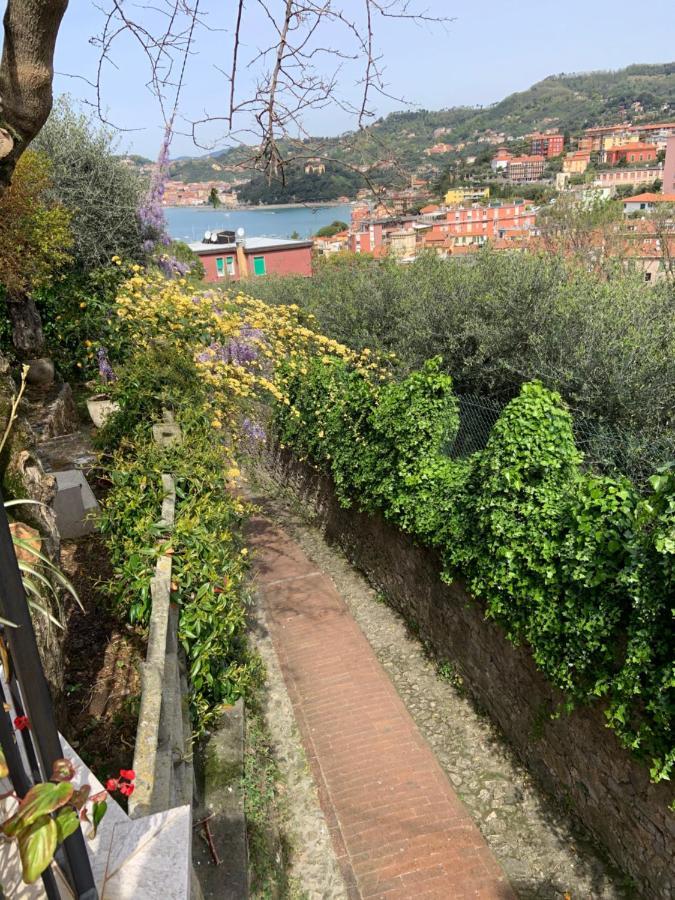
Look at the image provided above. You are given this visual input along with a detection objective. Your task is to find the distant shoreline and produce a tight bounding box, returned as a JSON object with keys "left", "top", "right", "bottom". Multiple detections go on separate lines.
{"left": 164, "top": 201, "right": 353, "bottom": 212}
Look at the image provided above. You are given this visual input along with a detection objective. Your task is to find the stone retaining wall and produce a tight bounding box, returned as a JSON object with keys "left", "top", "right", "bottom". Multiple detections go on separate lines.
{"left": 268, "top": 448, "right": 674, "bottom": 900}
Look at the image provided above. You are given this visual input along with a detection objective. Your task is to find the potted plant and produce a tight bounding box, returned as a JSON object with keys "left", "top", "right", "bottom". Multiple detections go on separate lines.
{"left": 86, "top": 348, "right": 119, "bottom": 428}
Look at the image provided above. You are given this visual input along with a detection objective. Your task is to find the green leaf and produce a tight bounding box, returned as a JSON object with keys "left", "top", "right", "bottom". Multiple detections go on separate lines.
{"left": 54, "top": 808, "right": 80, "bottom": 843}
{"left": 2, "top": 781, "right": 74, "bottom": 837}
{"left": 88, "top": 800, "right": 107, "bottom": 839}
{"left": 18, "top": 815, "right": 57, "bottom": 884}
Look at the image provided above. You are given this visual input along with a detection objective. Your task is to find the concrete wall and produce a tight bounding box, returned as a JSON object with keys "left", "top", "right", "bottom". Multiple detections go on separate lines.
{"left": 268, "top": 448, "right": 674, "bottom": 900}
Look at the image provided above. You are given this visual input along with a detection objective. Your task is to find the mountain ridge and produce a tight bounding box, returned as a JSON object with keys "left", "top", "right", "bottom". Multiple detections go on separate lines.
{"left": 157, "top": 61, "right": 675, "bottom": 192}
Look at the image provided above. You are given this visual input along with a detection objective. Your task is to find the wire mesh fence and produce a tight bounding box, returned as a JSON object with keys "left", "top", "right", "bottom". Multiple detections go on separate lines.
{"left": 447, "top": 393, "right": 675, "bottom": 489}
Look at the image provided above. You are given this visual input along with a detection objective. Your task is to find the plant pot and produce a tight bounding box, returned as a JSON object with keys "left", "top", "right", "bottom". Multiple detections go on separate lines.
{"left": 25, "top": 357, "right": 55, "bottom": 386}
{"left": 86, "top": 394, "right": 120, "bottom": 428}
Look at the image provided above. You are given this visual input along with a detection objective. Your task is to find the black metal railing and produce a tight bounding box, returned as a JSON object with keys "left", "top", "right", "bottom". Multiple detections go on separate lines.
{"left": 0, "top": 488, "right": 98, "bottom": 899}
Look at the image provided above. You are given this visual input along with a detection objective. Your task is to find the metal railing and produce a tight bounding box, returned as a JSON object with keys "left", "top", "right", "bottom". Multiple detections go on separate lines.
{"left": 0, "top": 489, "right": 98, "bottom": 899}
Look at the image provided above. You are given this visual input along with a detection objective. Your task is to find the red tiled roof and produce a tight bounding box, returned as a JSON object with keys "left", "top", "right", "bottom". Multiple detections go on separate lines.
{"left": 623, "top": 192, "right": 675, "bottom": 203}
{"left": 610, "top": 142, "right": 657, "bottom": 152}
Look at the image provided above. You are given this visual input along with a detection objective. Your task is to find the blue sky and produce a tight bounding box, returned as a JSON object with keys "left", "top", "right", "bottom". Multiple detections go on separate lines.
{"left": 6, "top": 0, "right": 675, "bottom": 157}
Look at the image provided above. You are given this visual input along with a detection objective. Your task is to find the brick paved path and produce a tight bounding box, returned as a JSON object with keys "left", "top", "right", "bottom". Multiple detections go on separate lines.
{"left": 247, "top": 512, "right": 515, "bottom": 900}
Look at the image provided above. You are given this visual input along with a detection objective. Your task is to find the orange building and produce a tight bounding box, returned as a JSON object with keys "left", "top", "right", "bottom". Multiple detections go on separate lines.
{"left": 563, "top": 150, "right": 592, "bottom": 175}
{"left": 605, "top": 142, "right": 657, "bottom": 166}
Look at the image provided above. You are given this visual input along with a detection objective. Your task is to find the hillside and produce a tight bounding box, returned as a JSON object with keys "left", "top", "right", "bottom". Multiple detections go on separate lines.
{"left": 161, "top": 62, "right": 675, "bottom": 195}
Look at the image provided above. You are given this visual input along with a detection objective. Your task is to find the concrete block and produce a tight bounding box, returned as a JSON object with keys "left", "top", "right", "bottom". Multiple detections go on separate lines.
{"left": 53, "top": 469, "right": 100, "bottom": 539}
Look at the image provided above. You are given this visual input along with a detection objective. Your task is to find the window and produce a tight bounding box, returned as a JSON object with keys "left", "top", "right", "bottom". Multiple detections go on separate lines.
{"left": 215, "top": 257, "right": 225, "bottom": 277}
{"left": 644, "top": 272, "right": 652, "bottom": 282}
{"left": 226, "top": 256, "right": 235, "bottom": 276}
{"left": 253, "top": 255, "right": 266, "bottom": 276}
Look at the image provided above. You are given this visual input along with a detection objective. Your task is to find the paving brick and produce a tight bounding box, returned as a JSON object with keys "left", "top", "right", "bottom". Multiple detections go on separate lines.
{"left": 248, "top": 515, "right": 515, "bottom": 899}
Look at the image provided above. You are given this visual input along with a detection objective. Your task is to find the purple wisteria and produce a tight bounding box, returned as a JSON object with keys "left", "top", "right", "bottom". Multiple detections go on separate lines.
{"left": 138, "top": 124, "right": 172, "bottom": 251}
{"left": 196, "top": 326, "right": 265, "bottom": 369}
{"left": 97, "top": 347, "right": 117, "bottom": 384}
{"left": 242, "top": 418, "right": 266, "bottom": 445}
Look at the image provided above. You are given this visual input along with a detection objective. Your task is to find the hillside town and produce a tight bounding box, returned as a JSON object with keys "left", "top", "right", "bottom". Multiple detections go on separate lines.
{"left": 308, "top": 123, "right": 675, "bottom": 280}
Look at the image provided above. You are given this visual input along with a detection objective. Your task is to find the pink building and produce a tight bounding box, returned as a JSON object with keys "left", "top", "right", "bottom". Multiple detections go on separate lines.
{"left": 663, "top": 136, "right": 675, "bottom": 195}
{"left": 189, "top": 231, "right": 313, "bottom": 283}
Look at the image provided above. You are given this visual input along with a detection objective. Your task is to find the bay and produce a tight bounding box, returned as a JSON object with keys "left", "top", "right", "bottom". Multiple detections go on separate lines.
{"left": 165, "top": 203, "right": 352, "bottom": 243}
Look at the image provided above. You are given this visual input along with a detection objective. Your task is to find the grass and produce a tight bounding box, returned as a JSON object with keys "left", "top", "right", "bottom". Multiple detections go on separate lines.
{"left": 243, "top": 699, "right": 307, "bottom": 900}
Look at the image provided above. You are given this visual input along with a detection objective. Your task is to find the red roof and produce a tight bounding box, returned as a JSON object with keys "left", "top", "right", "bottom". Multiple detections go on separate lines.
{"left": 623, "top": 192, "right": 675, "bottom": 203}
{"left": 610, "top": 142, "right": 657, "bottom": 153}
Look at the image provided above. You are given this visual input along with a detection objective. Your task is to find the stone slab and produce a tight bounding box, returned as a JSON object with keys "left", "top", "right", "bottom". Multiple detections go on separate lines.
{"left": 53, "top": 469, "right": 100, "bottom": 539}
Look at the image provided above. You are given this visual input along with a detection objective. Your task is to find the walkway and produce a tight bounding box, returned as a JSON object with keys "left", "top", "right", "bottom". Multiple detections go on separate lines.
{"left": 247, "top": 511, "right": 515, "bottom": 900}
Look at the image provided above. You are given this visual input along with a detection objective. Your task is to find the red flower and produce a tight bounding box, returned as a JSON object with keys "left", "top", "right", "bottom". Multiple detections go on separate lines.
{"left": 119, "top": 782, "right": 135, "bottom": 797}
{"left": 119, "top": 769, "right": 135, "bottom": 781}
{"left": 13, "top": 715, "right": 29, "bottom": 731}
{"left": 105, "top": 778, "right": 119, "bottom": 792}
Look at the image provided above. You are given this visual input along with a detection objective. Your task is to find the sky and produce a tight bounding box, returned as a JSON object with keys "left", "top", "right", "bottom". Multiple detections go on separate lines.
{"left": 4, "top": 0, "right": 675, "bottom": 158}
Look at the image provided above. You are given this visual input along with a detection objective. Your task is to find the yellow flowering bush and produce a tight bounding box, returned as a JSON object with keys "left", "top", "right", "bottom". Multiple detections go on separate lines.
{"left": 112, "top": 268, "right": 387, "bottom": 447}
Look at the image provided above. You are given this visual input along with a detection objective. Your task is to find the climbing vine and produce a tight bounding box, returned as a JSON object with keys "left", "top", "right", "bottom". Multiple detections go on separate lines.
{"left": 274, "top": 363, "right": 674, "bottom": 783}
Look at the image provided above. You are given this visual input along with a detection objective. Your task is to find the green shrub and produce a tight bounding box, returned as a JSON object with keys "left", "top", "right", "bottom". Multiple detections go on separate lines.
{"left": 99, "top": 408, "right": 260, "bottom": 730}
{"left": 36, "top": 265, "right": 129, "bottom": 381}
{"left": 274, "top": 364, "right": 674, "bottom": 781}
{"left": 96, "top": 345, "right": 205, "bottom": 451}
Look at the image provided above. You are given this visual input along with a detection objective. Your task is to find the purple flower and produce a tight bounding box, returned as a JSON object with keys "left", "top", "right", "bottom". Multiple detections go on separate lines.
{"left": 242, "top": 418, "right": 266, "bottom": 444}
{"left": 138, "top": 123, "right": 173, "bottom": 254}
{"left": 97, "top": 347, "right": 117, "bottom": 384}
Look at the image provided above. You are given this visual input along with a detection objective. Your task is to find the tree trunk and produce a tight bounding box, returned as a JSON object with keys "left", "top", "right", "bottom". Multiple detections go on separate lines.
{"left": 6, "top": 295, "right": 46, "bottom": 358}
{"left": 0, "top": 0, "right": 69, "bottom": 196}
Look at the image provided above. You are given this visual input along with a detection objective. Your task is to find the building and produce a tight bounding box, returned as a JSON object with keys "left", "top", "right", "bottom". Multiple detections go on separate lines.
{"left": 427, "top": 200, "right": 537, "bottom": 248}
{"left": 189, "top": 229, "right": 313, "bottom": 282}
{"left": 605, "top": 142, "right": 657, "bottom": 166}
{"left": 563, "top": 150, "right": 592, "bottom": 175}
{"left": 444, "top": 186, "right": 490, "bottom": 205}
{"left": 313, "top": 231, "right": 349, "bottom": 255}
{"left": 506, "top": 155, "right": 546, "bottom": 182}
{"left": 529, "top": 131, "right": 564, "bottom": 158}
{"left": 593, "top": 167, "right": 662, "bottom": 191}
{"left": 663, "top": 135, "right": 675, "bottom": 195}
{"left": 622, "top": 192, "right": 675, "bottom": 215}
{"left": 491, "top": 148, "right": 512, "bottom": 171}
{"left": 304, "top": 159, "right": 326, "bottom": 175}
{"left": 423, "top": 143, "right": 454, "bottom": 156}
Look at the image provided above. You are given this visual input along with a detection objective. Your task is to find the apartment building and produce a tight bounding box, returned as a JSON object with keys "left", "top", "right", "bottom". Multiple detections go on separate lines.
{"left": 528, "top": 131, "right": 564, "bottom": 158}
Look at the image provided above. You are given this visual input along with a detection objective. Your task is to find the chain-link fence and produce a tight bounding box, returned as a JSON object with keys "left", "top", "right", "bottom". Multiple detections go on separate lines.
{"left": 447, "top": 393, "right": 675, "bottom": 489}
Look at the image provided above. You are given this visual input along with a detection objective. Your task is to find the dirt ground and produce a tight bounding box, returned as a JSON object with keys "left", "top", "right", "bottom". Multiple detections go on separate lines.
{"left": 60, "top": 534, "right": 146, "bottom": 784}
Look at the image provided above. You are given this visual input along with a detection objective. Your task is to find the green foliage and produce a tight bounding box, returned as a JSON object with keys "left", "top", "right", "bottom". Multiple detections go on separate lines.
{"left": 35, "top": 264, "right": 129, "bottom": 381}
{"left": 315, "top": 220, "right": 349, "bottom": 238}
{"left": 99, "top": 406, "right": 261, "bottom": 730}
{"left": 95, "top": 345, "right": 204, "bottom": 451}
{"left": 1, "top": 760, "right": 96, "bottom": 885}
{"left": 238, "top": 162, "right": 366, "bottom": 204}
{"left": 247, "top": 251, "right": 675, "bottom": 475}
{"left": 34, "top": 98, "right": 145, "bottom": 272}
{"left": 274, "top": 362, "right": 674, "bottom": 781}
{"left": 0, "top": 151, "right": 73, "bottom": 300}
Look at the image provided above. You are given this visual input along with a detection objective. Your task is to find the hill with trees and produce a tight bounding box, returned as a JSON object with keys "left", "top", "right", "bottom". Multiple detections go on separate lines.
{"left": 161, "top": 62, "right": 675, "bottom": 199}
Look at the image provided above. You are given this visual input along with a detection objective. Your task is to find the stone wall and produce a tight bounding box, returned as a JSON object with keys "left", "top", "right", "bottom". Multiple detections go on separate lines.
{"left": 267, "top": 448, "right": 674, "bottom": 900}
